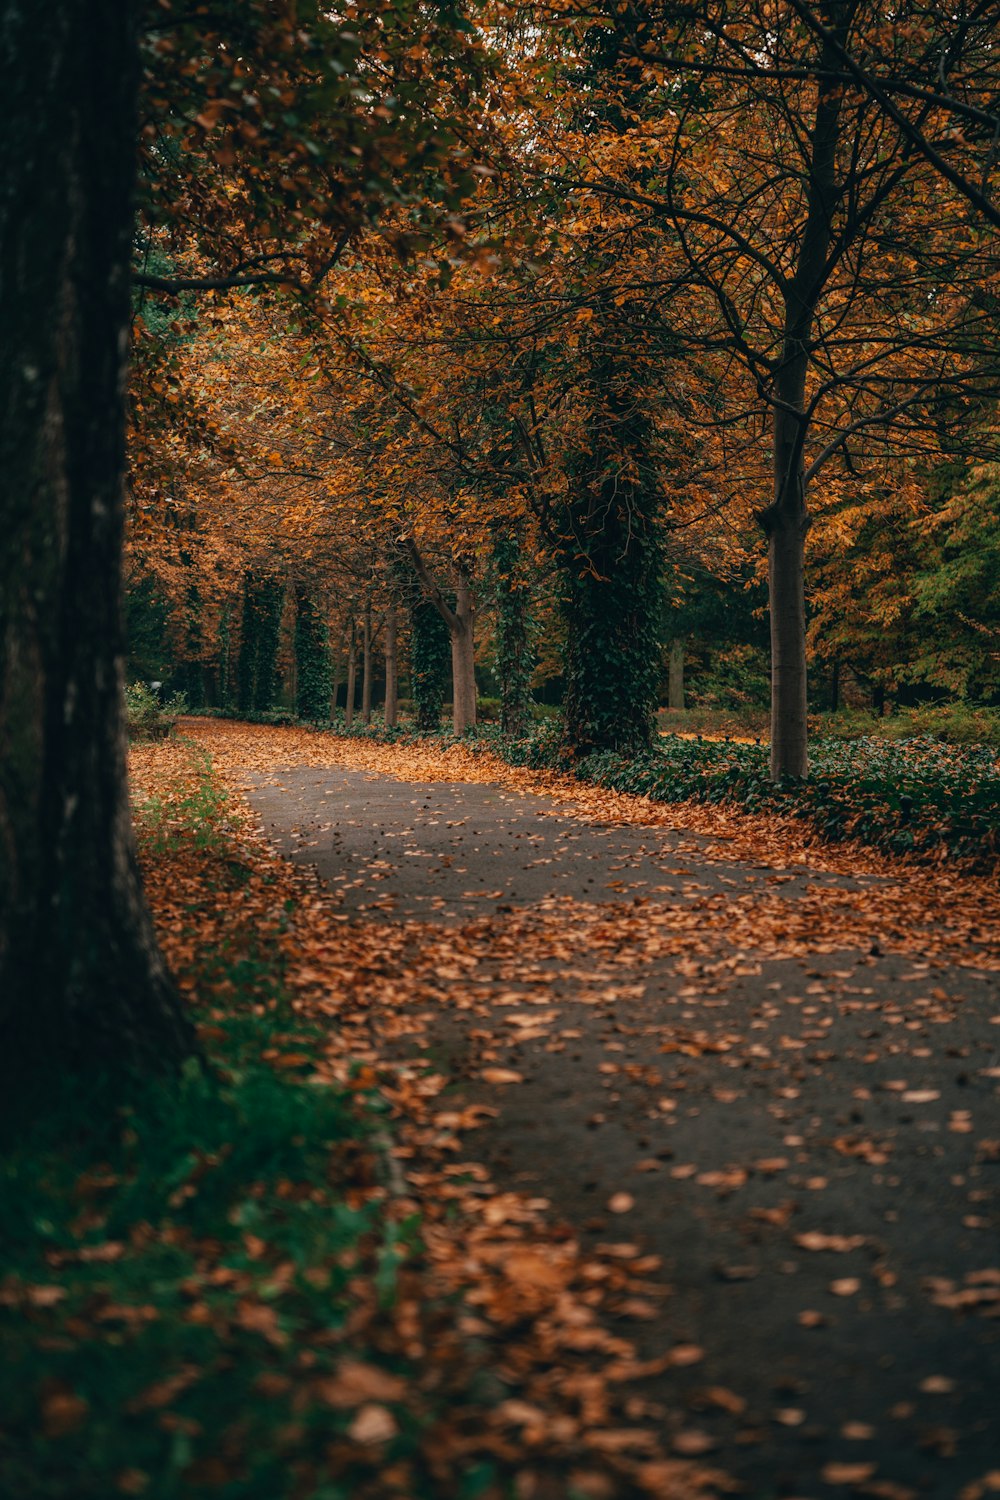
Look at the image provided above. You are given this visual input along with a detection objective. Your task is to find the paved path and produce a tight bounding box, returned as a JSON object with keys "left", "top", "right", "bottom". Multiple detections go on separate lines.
{"left": 245, "top": 763, "right": 1000, "bottom": 1499}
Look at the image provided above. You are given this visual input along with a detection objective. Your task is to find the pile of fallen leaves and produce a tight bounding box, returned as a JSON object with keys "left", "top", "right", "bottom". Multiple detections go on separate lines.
{"left": 0, "top": 736, "right": 731, "bottom": 1500}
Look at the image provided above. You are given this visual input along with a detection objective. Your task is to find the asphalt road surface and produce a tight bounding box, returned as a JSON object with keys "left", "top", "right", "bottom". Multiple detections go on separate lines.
{"left": 245, "top": 762, "right": 1000, "bottom": 1500}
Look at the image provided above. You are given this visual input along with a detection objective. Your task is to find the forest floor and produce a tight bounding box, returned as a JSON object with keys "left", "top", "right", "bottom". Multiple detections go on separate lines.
{"left": 190, "top": 720, "right": 1000, "bottom": 1498}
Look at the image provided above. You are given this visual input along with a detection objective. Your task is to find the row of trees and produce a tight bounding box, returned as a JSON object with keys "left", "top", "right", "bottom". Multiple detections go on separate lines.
{"left": 128, "top": 0, "right": 1000, "bottom": 763}
{"left": 4, "top": 0, "right": 999, "bottom": 1088}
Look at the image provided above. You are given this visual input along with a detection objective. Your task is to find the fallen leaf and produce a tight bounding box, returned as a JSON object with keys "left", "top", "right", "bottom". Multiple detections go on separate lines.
{"left": 348, "top": 1403, "right": 398, "bottom": 1444}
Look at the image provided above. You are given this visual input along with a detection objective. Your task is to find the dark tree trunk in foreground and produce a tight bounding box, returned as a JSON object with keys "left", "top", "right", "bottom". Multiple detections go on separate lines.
{"left": 0, "top": 1, "right": 192, "bottom": 1086}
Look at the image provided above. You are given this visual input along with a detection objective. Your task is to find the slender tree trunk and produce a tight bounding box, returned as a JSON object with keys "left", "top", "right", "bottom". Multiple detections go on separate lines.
{"left": 450, "top": 573, "right": 477, "bottom": 735}
{"left": 765, "top": 404, "right": 810, "bottom": 780}
{"left": 667, "top": 639, "right": 685, "bottom": 710}
{"left": 0, "top": 0, "right": 192, "bottom": 1089}
{"left": 361, "top": 597, "right": 373, "bottom": 726}
{"left": 384, "top": 603, "right": 398, "bottom": 728}
{"left": 344, "top": 621, "right": 357, "bottom": 729}
{"left": 830, "top": 658, "right": 841, "bottom": 713}
{"left": 759, "top": 29, "right": 845, "bottom": 781}
{"left": 331, "top": 625, "right": 344, "bottom": 717}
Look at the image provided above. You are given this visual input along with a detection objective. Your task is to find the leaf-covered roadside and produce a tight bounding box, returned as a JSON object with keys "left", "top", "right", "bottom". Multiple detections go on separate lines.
{"left": 0, "top": 739, "right": 725, "bottom": 1500}
{"left": 199, "top": 706, "right": 1000, "bottom": 872}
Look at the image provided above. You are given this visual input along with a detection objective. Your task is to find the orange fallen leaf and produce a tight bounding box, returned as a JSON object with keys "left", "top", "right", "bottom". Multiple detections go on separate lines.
{"left": 822, "top": 1461, "right": 877, "bottom": 1484}
{"left": 608, "top": 1192, "right": 634, "bottom": 1214}
{"left": 348, "top": 1403, "right": 398, "bottom": 1444}
{"left": 316, "top": 1359, "right": 407, "bottom": 1408}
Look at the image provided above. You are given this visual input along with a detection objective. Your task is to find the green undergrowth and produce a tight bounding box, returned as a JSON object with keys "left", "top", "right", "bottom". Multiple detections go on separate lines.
{"left": 486, "top": 722, "right": 1000, "bottom": 870}
{"left": 126, "top": 682, "right": 188, "bottom": 741}
{"left": 0, "top": 759, "right": 460, "bottom": 1500}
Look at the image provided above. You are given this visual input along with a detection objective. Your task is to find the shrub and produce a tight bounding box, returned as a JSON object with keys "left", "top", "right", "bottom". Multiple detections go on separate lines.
{"left": 125, "top": 682, "right": 187, "bottom": 741}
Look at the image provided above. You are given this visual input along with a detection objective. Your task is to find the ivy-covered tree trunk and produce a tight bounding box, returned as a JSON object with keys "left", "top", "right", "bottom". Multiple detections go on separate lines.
{"left": 557, "top": 371, "right": 664, "bottom": 759}
{"left": 361, "top": 597, "right": 373, "bottom": 726}
{"left": 294, "top": 582, "right": 332, "bottom": 721}
{"left": 410, "top": 594, "right": 450, "bottom": 733}
{"left": 492, "top": 526, "right": 534, "bottom": 738}
{"left": 345, "top": 619, "right": 357, "bottom": 729}
{"left": 0, "top": 0, "right": 192, "bottom": 1088}
{"left": 406, "top": 541, "right": 476, "bottom": 735}
{"left": 236, "top": 572, "right": 260, "bottom": 715}
{"left": 384, "top": 603, "right": 399, "bottom": 728}
{"left": 217, "top": 602, "right": 232, "bottom": 710}
{"left": 253, "top": 574, "right": 284, "bottom": 713}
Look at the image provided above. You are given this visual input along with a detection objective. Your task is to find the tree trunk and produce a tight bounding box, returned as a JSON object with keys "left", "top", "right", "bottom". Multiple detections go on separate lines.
{"left": 294, "top": 581, "right": 331, "bottom": 721}
{"left": 410, "top": 592, "right": 450, "bottom": 732}
{"left": 0, "top": 0, "right": 192, "bottom": 1090}
{"left": 493, "top": 525, "right": 533, "bottom": 738}
{"left": 450, "top": 574, "right": 477, "bottom": 735}
{"left": 361, "top": 597, "right": 373, "bottom": 726}
{"left": 830, "top": 658, "right": 841, "bottom": 713}
{"left": 403, "top": 540, "right": 477, "bottom": 736}
{"left": 667, "top": 639, "right": 685, "bottom": 710}
{"left": 344, "top": 621, "right": 357, "bottom": 729}
{"left": 760, "top": 33, "right": 845, "bottom": 780}
{"left": 252, "top": 574, "right": 284, "bottom": 713}
{"left": 331, "top": 630, "right": 344, "bottom": 716}
{"left": 765, "top": 406, "right": 810, "bottom": 780}
{"left": 384, "top": 604, "right": 399, "bottom": 728}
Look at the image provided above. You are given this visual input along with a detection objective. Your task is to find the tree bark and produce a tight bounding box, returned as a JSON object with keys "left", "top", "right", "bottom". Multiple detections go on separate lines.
{"left": 667, "top": 639, "right": 685, "bottom": 710}
{"left": 330, "top": 624, "right": 344, "bottom": 716}
{"left": 829, "top": 658, "right": 841, "bottom": 713}
{"left": 344, "top": 620, "right": 357, "bottom": 729}
{"left": 760, "top": 27, "right": 847, "bottom": 780}
{"left": 404, "top": 541, "right": 477, "bottom": 735}
{"left": 492, "top": 524, "right": 533, "bottom": 738}
{"left": 449, "top": 574, "right": 477, "bottom": 735}
{"left": 0, "top": 0, "right": 192, "bottom": 1089}
{"left": 764, "top": 395, "right": 811, "bottom": 777}
{"left": 384, "top": 603, "right": 399, "bottom": 728}
{"left": 361, "top": 597, "right": 373, "bottom": 726}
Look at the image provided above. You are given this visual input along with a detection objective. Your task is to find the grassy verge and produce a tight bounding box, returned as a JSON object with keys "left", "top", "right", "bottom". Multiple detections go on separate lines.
{"left": 0, "top": 751, "right": 439, "bottom": 1500}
